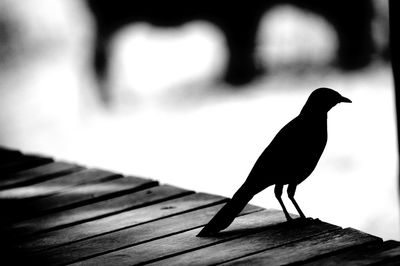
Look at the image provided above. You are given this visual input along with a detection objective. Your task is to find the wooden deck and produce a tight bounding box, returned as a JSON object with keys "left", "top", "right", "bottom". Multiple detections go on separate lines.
{"left": 0, "top": 146, "right": 399, "bottom": 265}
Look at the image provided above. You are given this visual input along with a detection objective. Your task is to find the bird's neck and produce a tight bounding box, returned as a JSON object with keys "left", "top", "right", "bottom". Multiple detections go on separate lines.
{"left": 299, "top": 108, "right": 327, "bottom": 121}
{"left": 300, "top": 101, "right": 330, "bottom": 119}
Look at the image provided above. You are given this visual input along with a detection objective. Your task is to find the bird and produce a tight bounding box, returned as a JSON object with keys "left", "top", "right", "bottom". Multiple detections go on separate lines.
{"left": 197, "top": 87, "right": 351, "bottom": 237}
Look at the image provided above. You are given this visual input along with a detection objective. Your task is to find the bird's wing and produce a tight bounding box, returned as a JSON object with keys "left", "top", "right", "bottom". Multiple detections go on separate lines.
{"left": 246, "top": 116, "right": 324, "bottom": 185}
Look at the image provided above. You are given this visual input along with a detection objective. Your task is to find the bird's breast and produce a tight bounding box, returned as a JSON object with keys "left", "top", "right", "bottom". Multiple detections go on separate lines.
{"left": 246, "top": 116, "right": 328, "bottom": 186}
{"left": 283, "top": 119, "right": 327, "bottom": 183}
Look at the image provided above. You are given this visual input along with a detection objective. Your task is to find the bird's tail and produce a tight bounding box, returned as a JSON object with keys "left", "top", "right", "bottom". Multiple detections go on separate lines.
{"left": 197, "top": 184, "right": 253, "bottom": 237}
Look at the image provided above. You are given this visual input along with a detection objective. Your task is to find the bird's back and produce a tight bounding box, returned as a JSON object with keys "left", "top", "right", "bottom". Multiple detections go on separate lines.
{"left": 246, "top": 114, "right": 327, "bottom": 188}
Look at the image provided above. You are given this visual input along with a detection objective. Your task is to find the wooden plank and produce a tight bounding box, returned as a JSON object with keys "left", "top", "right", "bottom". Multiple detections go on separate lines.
{"left": 302, "top": 240, "right": 400, "bottom": 266}
{"left": 15, "top": 192, "right": 230, "bottom": 253}
{"left": 69, "top": 209, "right": 288, "bottom": 266}
{"left": 219, "top": 228, "right": 381, "bottom": 266}
{"left": 1, "top": 147, "right": 394, "bottom": 266}
{"left": 0, "top": 169, "right": 121, "bottom": 201}
{"left": 25, "top": 200, "right": 262, "bottom": 265}
{"left": 146, "top": 219, "right": 342, "bottom": 266}
{"left": 0, "top": 162, "right": 83, "bottom": 189}
{"left": 0, "top": 147, "right": 22, "bottom": 162}
{"left": 0, "top": 155, "right": 53, "bottom": 174}
{"left": 11, "top": 175, "right": 157, "bottom": 219}
{"left": 378, "top": 258, "right": 400, "bottom": 266}
{"left": 5, "top": 184, "right": 192, "bottom": 237}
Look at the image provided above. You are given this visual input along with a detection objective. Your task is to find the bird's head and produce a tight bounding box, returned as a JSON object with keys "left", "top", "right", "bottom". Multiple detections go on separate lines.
{"left": 301, "top": 87, "right": 351, "bottom": 115}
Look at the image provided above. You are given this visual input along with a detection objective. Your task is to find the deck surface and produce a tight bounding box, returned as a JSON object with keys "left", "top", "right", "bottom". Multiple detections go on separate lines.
{"left": 0, "top": 146, "right": 399, "bottom": 265}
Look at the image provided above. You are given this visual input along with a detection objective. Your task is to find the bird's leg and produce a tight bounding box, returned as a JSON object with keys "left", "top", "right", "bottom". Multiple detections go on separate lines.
{"left": 274, "top": 185, "right": 292, "bottom": 221}
{"left": 287, "top": 184, "right": 306, "bottom": 219}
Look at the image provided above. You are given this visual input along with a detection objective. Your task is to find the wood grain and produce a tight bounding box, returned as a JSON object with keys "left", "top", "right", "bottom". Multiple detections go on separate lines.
{"left": 5, "top": 184, "right": 192, "bottom": 237}
{"left": 70, "top": 209, "right": 287, "bottom": 266}
{"left": 0, "top": 147, "right": 22, "bottom": 163}
{"left": 28, "top": 201, "right": 261, "bottom": 265}
{"left": 14, "top": 176, "right": 157, "bottom": 218}
{"left": 0, "top": 155, "right": 53, "bottom": 174}
{"left": 0, "top": 169, "right": 121, "bottom": 200}
{"left": 220, "top": 228, "right": 381, "bottom": 265}
{"left": 0, "top": 162, "right": 83, "bottom": 189}
{"left": 147, "top": 219, "right": 341, "bottom": 266}
{"left": 16, "top": 192, "right": 229, "bottom": 253}
{"left": 302, "top": 240, "right": 400, "bottom": 266}
{"left": 1, "top": 148, "right": 398, "bottom": 266}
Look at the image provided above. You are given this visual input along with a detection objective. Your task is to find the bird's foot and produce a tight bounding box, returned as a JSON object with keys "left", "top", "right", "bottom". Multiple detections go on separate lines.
{"left": 284, "top": 214, "right": 293, "bottom": 222}
{"left": 297, "top": 216, "right": 314, "bottom": 222}
{"left": 285, "top": 217, "right": 314, "bottom": 227}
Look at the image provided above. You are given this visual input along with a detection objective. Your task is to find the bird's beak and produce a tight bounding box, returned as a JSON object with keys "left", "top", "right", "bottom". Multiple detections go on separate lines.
{"left": 339, "top": 96, "right": 352, "bottom": 103}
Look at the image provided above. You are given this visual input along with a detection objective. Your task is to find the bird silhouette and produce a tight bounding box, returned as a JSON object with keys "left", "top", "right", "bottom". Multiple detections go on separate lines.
{"left": 197, "top": 87, "right": 351, "bottom": 237}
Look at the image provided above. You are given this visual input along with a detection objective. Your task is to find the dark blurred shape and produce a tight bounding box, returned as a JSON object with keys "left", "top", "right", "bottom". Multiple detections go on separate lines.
{"left": 0, "top": 8, "right": 18, "bottom": 66}
{"left": 86, "top": 0, "right": 374, "bottom": 102}
{"left": 389, "top": 1, "right": 400, "bottom": 207}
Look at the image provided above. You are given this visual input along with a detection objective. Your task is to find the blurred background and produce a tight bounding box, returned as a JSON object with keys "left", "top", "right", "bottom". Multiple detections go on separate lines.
{"left": 0, "top": 0, "right": 398, "bottom": 240}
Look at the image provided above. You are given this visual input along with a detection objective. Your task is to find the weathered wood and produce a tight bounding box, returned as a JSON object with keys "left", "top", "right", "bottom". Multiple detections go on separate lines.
{"left": 70, "top": 209, "right": 287, "bottom": 266}
{"left": 219, "top": 228, "right": 381, "bottom": 265}
{"left": 5, "top": 184, "right": 192, "bottom": 237}
{"left": 14, "top": 176, "right": 157, "bottom": 218}
{"left": 0, "top": 155, "right": 53, "bottom": 174}
{"left": 27, "top": 201, "right": 261, "bottom": 265}
{"left": 389, "top": 0, "right": 400, "bottom": 203}
{"left": 0, "top": 169, "right": 121, "bottom": 201}
{"left": 146, "top": 219, "right": 341, "bottom": 266}
{"left": 1, "top": 148, "right": 398, "bottom": 266}
{"left": 16, "top": 192, "right": 229, "bottom": 253}
{"left": 378, "top": 258, "right": 400, "bottom": 266}
{"left": 302, "top": 240, "right": 400, "bottom": 266}
{"left": 0, "top": 147, "right": 22, "bottom": 162}
{"left": 0, "top": 162, "right": 83, "bottom": 189}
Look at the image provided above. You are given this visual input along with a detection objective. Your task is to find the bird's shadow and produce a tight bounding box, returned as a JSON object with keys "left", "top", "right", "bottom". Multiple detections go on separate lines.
{"left": 201, "top": 217, "right": 319, "bottom": 238}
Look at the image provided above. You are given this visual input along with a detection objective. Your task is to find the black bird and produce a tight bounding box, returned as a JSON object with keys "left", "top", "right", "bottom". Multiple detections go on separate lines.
{"left": 197, "top": 87, "right": 351, "bottom": 237}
